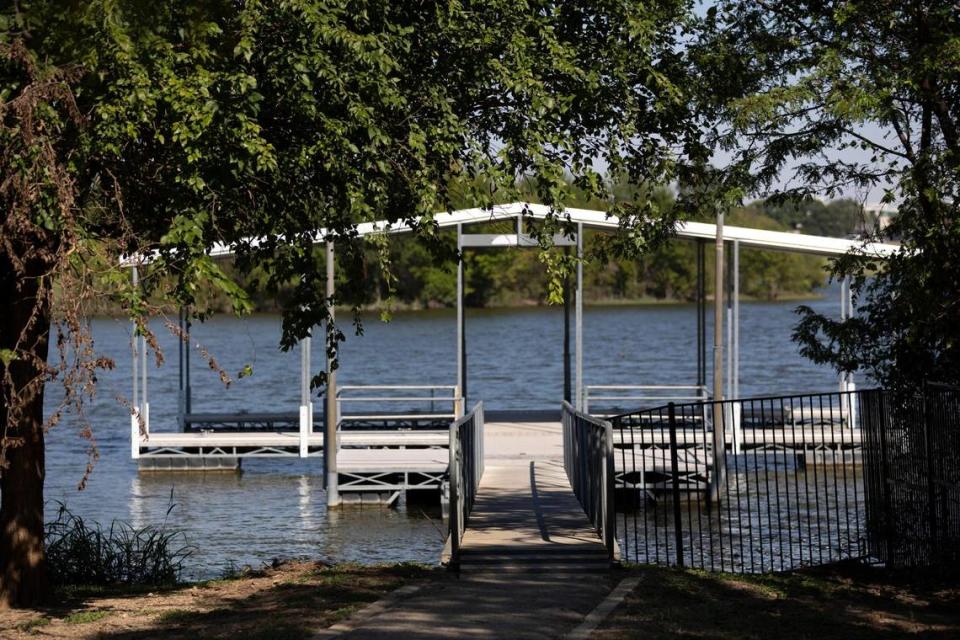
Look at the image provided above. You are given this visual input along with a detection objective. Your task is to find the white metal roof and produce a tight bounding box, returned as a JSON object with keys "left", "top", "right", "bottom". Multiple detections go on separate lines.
{"left": 138, "top": 201, "right": 900, "bottom": 265}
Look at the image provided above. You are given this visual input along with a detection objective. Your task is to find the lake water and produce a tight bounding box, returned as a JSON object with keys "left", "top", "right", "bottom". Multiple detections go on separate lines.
{"left": 43, "top": 290, "right": 854, "bottom": 579}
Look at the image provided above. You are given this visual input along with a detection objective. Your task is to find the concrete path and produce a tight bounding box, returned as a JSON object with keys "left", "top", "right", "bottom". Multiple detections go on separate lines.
{"left": 332, "top": 422, "right": 618, "bottom": 640}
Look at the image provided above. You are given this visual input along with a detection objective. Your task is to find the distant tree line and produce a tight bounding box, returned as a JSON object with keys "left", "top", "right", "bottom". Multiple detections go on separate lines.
{"left": 374, "top": 196, "right": 867, "bottom": 309}
{"left": 169, "top": 193, "right": 869, "bottom": 315}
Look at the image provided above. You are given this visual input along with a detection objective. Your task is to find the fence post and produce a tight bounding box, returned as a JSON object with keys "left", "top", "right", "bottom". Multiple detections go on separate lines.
{"left": 876, "top": 391, "right": 895, "bottom": 566}
{"left": 922, "top": 386, "right": 939, "bottom": 561}
{"left": 668, "top": 402, "right": 684, "bottom": 568}
{"left": 448, "top": 420, "right": 460, "bottom": 569}
{"left": 604, "top": 419, "right": 616, "bottom": 562}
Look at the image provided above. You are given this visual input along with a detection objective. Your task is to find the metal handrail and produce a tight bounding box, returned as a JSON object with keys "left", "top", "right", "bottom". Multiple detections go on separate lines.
{"left": 337, "top": 384, "right": 460, "bottom": 391}
{"left": 447, "top": 401, "right": 484, "bottom": 569}
{"left": 584, "top": 384, "right": 710, "bottom": 414}
{"left": 335, "top": 384, "right": 464, "bottom": 428}
{"left": 561, "top": 401, "right": 617, "bottom": 563}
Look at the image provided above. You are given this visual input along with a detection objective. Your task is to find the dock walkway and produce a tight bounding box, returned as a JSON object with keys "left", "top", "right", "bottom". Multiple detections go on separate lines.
{"left": 331, "top": 421, "right": 619, "bottom": 639}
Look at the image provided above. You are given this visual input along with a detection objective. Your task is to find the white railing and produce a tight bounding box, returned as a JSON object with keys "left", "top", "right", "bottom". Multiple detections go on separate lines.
{"left": 562, "top": 401, "right": 617, "bottom": 562}
{"left": 584, "top": 384, "right": 710, "bottom": 415}
{"left": 446, "top": 402, "right": 485, "bottom": 569}
{"left": 335, "top": 384, "right": 463, "bottom": 428}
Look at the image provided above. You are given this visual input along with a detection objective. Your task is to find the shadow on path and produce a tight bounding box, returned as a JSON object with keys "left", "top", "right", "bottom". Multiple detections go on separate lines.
{"left": 337, "top": 425, "right": 617, "bottom": 639}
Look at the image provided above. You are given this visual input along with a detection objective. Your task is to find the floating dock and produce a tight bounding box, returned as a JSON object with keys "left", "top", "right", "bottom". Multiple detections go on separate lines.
{"left": 133, "top": 385, "right": 462, "bottom": 506}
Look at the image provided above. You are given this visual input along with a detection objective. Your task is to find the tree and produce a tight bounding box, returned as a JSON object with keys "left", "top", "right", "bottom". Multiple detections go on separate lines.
{"left": 758, "top": 197, "right": 866, "bottom": 237}
{"left": 1, "top": 0, "right": 706, "bottom": 606}
{"left": 696, "top": 0, "right": 960, "bottom": 392}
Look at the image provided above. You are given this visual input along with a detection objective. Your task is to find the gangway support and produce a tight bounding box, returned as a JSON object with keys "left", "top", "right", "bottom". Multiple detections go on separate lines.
{"left": 325, "top": 239, "right": 340, "bottom": 507}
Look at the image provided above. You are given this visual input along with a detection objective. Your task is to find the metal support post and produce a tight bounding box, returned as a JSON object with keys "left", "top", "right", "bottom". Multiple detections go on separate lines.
{"left": 840, "top": 277, "right": 848, "bottom": 393}
{"left": 726, "top": 241, "right": 734, "bottom": 400}
{"left": 177, "top": 308, "right": 185, "bottom": 431}
{"left": 710, "top": 207, "right": 727, "bottom": 503}
{"left": 130, "top": 267, "right": 140, "bottom": 460}
{"left": 575, "top": 223, "right": 584, "bottom": 410}
{"left": 184, "top": 313, "right": 192, "bottom": 416}
{"left": 325, "top": 240, "right": 340, "bottom": 507}
{"left": 457, "top": 224, "right": 466, "bottom": 407}
{"left": 731, "top": 401, "right": 743, "bottom": 454}
{"left": 841, "top": 275, "right": 857, "bottom": 427}
{"left": 603, "top": 419, "right": 616, "bottom": 562}
{"left": 696, "top": 240, "right": 706, "bottom": 393}
{"left": 563, "top": 247, "right": 572, "bottom": 403}
{"left": 299, "top": 335, "right": 311, "bottom": 458}
{"left": 923, "top": 391, "right": 939, "bottom": 557}
{"left": 668, "top": 403, "right": 684, "bottom": 567}
{"left": 733, "top": 240, "right": 740, "bottom": 400}
{"left": 732, "top": 239, "right": 742, "bottom": 450}
{"left": 141, "top": 314, "right": 149, "bottom": 438}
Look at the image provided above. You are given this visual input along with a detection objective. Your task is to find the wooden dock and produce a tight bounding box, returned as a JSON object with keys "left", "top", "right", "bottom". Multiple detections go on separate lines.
{"left": 332, "top": 421, "right": 619, "bottom": 640}
{"left": 445, "top": 420, "right": 613, "bottom": 573}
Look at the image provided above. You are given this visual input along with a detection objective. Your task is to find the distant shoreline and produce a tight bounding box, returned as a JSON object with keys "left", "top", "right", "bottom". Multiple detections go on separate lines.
{"left": 82, "top": 291, "right": 825, "bottom": 320}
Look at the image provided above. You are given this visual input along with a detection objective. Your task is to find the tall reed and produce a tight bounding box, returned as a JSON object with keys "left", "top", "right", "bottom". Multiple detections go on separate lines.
{"left": 45, "top": 501, "right": 194, "bottom": 586}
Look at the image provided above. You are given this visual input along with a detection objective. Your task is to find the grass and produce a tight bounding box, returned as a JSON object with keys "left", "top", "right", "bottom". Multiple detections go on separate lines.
{"left": 54, "top": 581, "right": 177, "bottom": 600}
{"left": 16, "top": 616, "right": 51, "bottom": 631}
{"left": 595, "top": 562, "right": 960, "bottom": 639}
{"left": 63, "top": 610, "right": 110, "bottom": 625}
{"left": 155, "top": 608, "right": 195, "bottom": 624}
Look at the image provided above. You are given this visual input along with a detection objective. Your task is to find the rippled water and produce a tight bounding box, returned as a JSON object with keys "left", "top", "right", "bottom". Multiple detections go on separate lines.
{"left": 618, "top": 455, "right": 866, "bottom": 573}
{"left": 42, "top": 289, "right": 853, "bottom": 579}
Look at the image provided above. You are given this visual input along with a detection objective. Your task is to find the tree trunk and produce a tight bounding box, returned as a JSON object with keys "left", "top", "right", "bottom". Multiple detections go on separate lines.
{"left": 0, "top": 254, "right": 51, "bottom": 608}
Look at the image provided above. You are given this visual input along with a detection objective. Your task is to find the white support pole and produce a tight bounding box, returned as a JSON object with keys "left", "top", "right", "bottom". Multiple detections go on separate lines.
{"left": 299, "top": 335, "right": 311, "bottom": 458}
{"left": 733, "top": 239, "right": 740, "bottom": 400}
{"left": 839, "top": 276, "right": 848, "bottom": 394}
{"left": 846, "top": 276, "right": 855, "bottom": 391}
{"left": 730, "top": 401, "right": 743, "bottom": 454}
{"left": 724, "top": 243, "right": 734, "bottom": 453}
{"left": 177, "top": 308, "right": 185, "bottom": 431}
{"left": 842, "top": 275, "right": 858, "bottom": 428}
{"left": 325, "top": 240, "right": 340, "bottom": 506}
{"left": 710, "top": 206, "right": 727, "bottom": 503}
{"left": 141, "top": 320, "right": 149, "bottom": 438}
{"left": 130, "top": 266, "right": 140, "bottom": 460}
{"left": 456, "top": 224, "right": 465, "bottom": 407}
{"left": 713, "top": 212, "right": 725, "bottom": 400}
{"left": 184, "top": 313, "right": 192, "bottom": 417}
{"left": 563, "top": 245, "right": 572, "bottom": 404}
{"left": 726, "top": 241, "right": 733, "bottom": 401}
{"left": 575, "top": 222, "right": 584, "bottom": 411}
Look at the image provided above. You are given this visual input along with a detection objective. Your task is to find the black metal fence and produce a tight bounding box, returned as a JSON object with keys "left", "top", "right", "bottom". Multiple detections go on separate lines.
{"left": 562, "top": 401, "right": 617, "bottom": 561}
{"left": 446, "top": 402, "right": 484, "bottom": 568}
{"left": 610, "top": 391, "right": 869, "bottom": 573}
{"left": 863, "top": 384, "right": 960, "bottom": 568}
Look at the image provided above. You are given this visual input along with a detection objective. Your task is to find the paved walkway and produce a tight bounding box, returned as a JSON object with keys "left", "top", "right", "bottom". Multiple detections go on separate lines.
{"left": 331, "top": 422, "right": 618, "bottom": 640}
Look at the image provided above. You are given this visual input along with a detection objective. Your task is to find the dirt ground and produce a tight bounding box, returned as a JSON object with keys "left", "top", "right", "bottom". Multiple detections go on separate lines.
{"left": 4, "top": 560, "right": 958, "bottom": 639}
{"left": 0, "top": 561, "right": 430, "bottom": 640}
{"left": 595, "top": 561, "right": 960, "bottom": 639}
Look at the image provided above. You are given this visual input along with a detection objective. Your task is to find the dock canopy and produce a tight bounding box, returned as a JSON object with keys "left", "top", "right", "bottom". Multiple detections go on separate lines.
{"left": 124, "top": 201, "right": 900, "bottom": 265}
